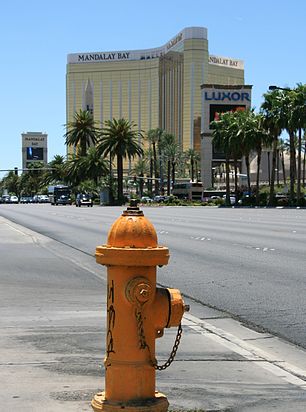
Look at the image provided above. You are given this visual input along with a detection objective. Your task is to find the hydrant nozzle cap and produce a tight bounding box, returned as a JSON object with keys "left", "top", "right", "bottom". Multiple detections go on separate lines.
{"left": 122, "top": 200, "right": 144, "bottom": 217}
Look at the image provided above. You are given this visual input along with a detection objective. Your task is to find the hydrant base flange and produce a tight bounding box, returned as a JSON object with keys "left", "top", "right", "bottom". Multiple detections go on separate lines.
{"left": 91, "top": 391, "right": 169, "bottom": 412}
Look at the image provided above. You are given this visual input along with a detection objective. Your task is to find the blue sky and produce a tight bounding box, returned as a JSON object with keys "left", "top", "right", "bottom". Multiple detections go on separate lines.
{"left": 1, "top": 0, "right": 305, "bottom": 178}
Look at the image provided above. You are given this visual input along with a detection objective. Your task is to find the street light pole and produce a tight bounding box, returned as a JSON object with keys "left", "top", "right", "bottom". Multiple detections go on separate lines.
{"left": 268, "top": 85, "right": 292, "bottom": 91}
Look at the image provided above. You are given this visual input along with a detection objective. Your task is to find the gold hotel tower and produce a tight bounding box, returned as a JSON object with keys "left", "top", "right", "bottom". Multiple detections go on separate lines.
{"left": 66, "top": 27, "right": 244, "bottom": 158}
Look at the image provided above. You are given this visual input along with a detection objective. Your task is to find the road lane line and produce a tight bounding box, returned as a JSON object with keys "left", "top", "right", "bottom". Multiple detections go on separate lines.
{"left": 183, "top": 313, "right": 306, "bottom": 390}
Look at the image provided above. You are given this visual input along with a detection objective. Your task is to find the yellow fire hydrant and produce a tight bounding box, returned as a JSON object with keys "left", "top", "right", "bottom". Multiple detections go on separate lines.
{"left": 91, "top": 203, "right": 189, "bottom": 412}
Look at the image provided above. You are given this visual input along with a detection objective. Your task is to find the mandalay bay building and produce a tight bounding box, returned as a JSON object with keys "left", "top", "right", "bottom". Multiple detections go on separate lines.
{"left": 66, "top": 26, "right": 245, "bottom": 169}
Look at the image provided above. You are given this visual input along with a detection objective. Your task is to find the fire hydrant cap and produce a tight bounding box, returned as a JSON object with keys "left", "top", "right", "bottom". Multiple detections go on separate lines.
{"left": 107, "top": 205, "right": 158, "bottom": 248}
{"left": 96, "top": 204, "right": 169, "bottom": 266}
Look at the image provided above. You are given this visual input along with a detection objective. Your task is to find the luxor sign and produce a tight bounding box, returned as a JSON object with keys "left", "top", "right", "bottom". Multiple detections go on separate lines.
{"left": 204, "top": 91, "right": 251, "bottom": 102}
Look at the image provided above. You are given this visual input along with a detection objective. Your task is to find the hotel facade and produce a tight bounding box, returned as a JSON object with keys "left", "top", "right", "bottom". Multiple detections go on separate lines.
{"left": 66, "top": 27, "right": 246, "bottom": 181}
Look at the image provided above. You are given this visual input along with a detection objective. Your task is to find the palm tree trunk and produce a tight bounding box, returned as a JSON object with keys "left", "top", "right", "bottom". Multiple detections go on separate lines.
{"left": 297, "top": 128, "right": 302, "bottom": 203}
{"left": 153, "top": 142, "right": 159, "bottom": 195}
{"left": 289, "top": 130, "right": 296, "bottom": 203}
{"left": 149, "top": 157, "right": 153, "bottom": 196}
{"left": 281, "top": 150, "right": 286, "bottom": 186}
{"left": 109, "top": 152, "right": 114, "bottom": 205}
{"left": 234, "top": 159, "right": 238, "bottom": 204}
{"left": 303, "top": 140, "right": 306, "bottom": 187}
{"left": 255, "top": 147, "right": 262, "bottom": 205}
{"left": 117, "top": 155, "right": 124, "bottom": 205}
{"left": 269, "top": 138, "right": 277, "bottom": 206}
{"left": 139, "top": 173, "right": 144, "bottom": 198}
{"left": 276, "top": 149, "right": 280, "bottom": 186}
{"left": 267, "top": 151, "right": 271, "bottom": 185}
{"left": 159, "top": 147, "right": 164, "bottom": 195}
{"left": 167, "top": 159, "right": 171, "bottom": 196}
{"left": 171, "top": 161, "right": 176, "bottom": 192}
{"left": 245, "top": 154, "right": 251, "bottom": 193}
{"left": 225, "top": 156, "right": 230, "bottom": 206}
{"left": 191, "top": 158, "right": 194, "bottom": 182}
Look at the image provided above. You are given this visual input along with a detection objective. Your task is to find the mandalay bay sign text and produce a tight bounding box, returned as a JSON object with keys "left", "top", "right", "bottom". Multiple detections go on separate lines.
{"left": 77, "top": 52, "right": 131, "bottom": 62}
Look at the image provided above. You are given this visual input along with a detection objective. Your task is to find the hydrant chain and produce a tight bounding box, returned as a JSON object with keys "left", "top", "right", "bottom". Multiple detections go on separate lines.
{"left": 155, "top": 323, "right": 183, "bottom": 371}
{"left": 135, "top": 299, "right": 183, "bottom": 371}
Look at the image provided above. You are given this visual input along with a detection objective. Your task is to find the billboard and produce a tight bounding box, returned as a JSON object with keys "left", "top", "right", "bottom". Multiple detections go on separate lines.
{"left": 209, "top": 104, "right": 246, "bottom": 126}
{"left": 26, "top": 147, "right": 44, "bottom": 161}
{"left": 209, "top": 104, "right": 246, "bottom": 159}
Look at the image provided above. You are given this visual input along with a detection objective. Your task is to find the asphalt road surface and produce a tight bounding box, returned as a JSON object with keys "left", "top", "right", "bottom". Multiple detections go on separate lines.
{"left": 0, "top": 203, "right": 305, "bottom": 350}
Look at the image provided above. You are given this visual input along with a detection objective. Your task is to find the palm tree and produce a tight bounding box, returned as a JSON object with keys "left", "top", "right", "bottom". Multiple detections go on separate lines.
{"left": 160, "top": 133, "right": 179, "bottom": 196}
{"left": 21, "top": 162, "right": 45, "bottom": 196}
{"left": 74, "top": 147, "right": 109, "bottom": 185}
{"left": 235, "top": 109, "right": 253, "bottom": 192}
{"left": 64, "top": 148, "right": 109, "bottom": 190}
{"left": 131, "top": 157, "right": 149, "bottom": 198}
{"left": 64, "top": 109, "right": 100, "bottom": 157}
{"left": 303, "top": 134, "right": 306, "bottom": 187}
{"left": 227, "top": 112, "right": 242, "bottom": 203}
{"left": 147, "top": 128, "right": 164, "bottom": 195}
{"left": 143, "top": 148, "right": 154, "bottom": 196}
{"left": 64, "top": 155, "right": 83, "bottom": 187}
{"left": 211, "top": 111, "right": 234, "bottom": 206}
{"left": 42, "top": 155, "right": 67, "bottom": 186}
{"left": 261, "top": 90, "right": 285, "bottom": 206}
{"left": 278, "top": 138, "right": 287, "bottom": 186}
{"left": 292, "top": 84, "right": 306, "bottom": 203}
{"left": 281, "top": 90, "right": 298, "bottom": 204}
{"left": 2, "top": 170, "right": 20, "bottom": 197}
{"left": 98, "top": 118, "right": 143, "bottom": 205}
{"left": 186, "top": 149, "right": 200, "bottom": 182}
{"left": 236, "top": 109, "right": 268, "bottom": 199}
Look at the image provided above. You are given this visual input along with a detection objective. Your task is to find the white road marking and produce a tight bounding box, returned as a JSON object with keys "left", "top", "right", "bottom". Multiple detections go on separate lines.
{"left": 183, "top": 313, "right": 306, "bottom": 390}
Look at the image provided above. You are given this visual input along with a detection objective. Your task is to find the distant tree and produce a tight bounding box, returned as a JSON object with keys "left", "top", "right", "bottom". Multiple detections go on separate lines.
{"left": 211, "top": 111, "right": 236, "bottom": 206}
{"left": 131, "top": 157, "right": 149, "bottom": 198}
{"left": 147, "top": 128, "right": 164, "bottom": 195}
{"left": 64, "top": 109, "right": 100, "bottom": 157}
{"left": 261, "top": 91, "right": 285, "bottom": 205}
{"left": 1, "top": 171, "right": 20, "bottom": 197}
{"left": 292, "top": 84, "right": 306, "bottom": 203}
{"left": 98, "top": 118, "right": 143, "bottom": 205}
{"left": 185, "top": 149, "right": 200, "bottom": 182}
{"left": 42, "top": 155, "right": 67, "bottom": 186}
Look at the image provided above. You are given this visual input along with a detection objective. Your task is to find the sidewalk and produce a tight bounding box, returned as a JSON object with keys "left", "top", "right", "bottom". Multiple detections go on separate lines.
{"left": 0, "top": 216, "right": 306, "bottom": 411}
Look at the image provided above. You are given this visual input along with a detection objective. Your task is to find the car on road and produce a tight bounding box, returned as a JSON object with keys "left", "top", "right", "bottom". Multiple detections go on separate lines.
{"left": 38, "top": 195, "right": 50, "bottom": 203}
{"left": 10, "top": 195, "right": 19, "bottom": 204}
{"left": 140, "top": 196, "right": 153, "bottom": 204}
{"left": 1, "top": 195, "right": 11, "bottom": 204}
{"left": 153, "top": 195, "right": 168, "bottom": 203}
{"left": 20, "top": 196, "right": 32, "bottom": 204}
{"left": 55, "top": 194, "right": 72, "bottom": 205}
{"left": 75, "top": 193, "right": 93, "bottom": 207}
{"left": 223, "top": 195, "right": 236, "bottom": 205}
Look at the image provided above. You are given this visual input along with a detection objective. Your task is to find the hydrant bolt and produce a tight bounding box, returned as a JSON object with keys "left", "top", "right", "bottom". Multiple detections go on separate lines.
{"left": 125, "top": 277, "right": 153, "bottom": 304}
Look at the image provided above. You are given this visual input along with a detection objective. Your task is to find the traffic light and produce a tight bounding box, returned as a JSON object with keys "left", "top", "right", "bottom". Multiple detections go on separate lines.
{"left": 14, "top": 167, "right": 18, "bottom": 176}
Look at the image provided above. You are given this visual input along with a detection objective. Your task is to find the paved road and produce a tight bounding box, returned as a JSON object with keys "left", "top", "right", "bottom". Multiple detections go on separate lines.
{"left": 0, "top": 204, "right": 305, "bottom": 350}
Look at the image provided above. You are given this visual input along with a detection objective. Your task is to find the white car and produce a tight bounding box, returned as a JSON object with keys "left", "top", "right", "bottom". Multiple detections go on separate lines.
{"left": 10, "top": 195, "right": 19, "bottom": 204}
{"left": 39, "top": 195, "right": 50, "bottom": 203}
{"left": 223, "top": 195, "right": 236, "bottom": 205}
{"left": 141, "top": 196, "right": 153, "bottom": 203}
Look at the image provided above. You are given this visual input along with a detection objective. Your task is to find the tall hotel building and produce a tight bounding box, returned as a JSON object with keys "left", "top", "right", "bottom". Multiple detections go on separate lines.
{"left": 66, "top": 27, "right": 245, "bottom": 171}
